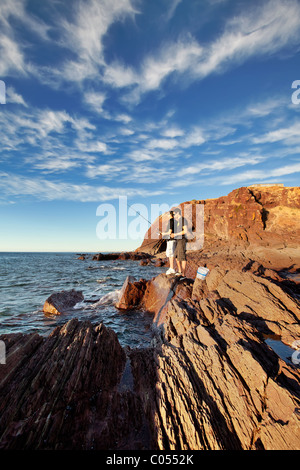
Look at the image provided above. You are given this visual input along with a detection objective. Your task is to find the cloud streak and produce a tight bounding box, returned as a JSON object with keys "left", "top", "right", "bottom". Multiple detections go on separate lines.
{"left": 0, "top": 171, "right": 164, "bottom": 203}
{"left": 102, "top": 0, "right": 300, "bottom": 103}
{"left": 253, "top": 122, "right": 300, "bottom": 145}
{"left": 2, "top": 0, "right": 300, "bottom": 103}
{"left": 57, "top": 0, "right": 137, "bottom": 83}
{"left": 218, "top": 162, "right": 300, "bottom": 185}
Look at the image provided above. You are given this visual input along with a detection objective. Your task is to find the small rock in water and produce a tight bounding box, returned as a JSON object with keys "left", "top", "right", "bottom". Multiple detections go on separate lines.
{"left": 43, "top": 289, "right": 84, "bottom": 315}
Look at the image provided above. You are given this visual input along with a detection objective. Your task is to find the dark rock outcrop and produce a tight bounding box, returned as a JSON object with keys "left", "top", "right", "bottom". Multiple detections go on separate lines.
{"left": 1, "top": 268, "right": 300, "bottom": 450}
{"left": 43, "top": 289, "right": 84, "bottom": 315}
{"left": 115, "top": 276, "right": 148, "bottom": 310}
{"left": 0, "top": 319, "right": 150, "bottom": 450}
{"left": 92, "top": 251, "right": 152, "bottom": 261}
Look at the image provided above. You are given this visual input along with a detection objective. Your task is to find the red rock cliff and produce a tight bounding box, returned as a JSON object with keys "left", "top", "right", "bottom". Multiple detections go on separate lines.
{"left": 137, "top": 184, "right": 300, "bottom": 255}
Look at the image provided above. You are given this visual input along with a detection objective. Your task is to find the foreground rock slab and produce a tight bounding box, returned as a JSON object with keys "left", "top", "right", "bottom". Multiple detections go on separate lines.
{"left": 0, "top": 319, "right": 150, "bottom": 450}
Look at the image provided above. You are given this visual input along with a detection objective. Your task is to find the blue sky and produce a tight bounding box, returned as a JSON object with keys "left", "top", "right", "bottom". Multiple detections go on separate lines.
{"left": 0, "top": 0, "right": 300, "bottom": 252}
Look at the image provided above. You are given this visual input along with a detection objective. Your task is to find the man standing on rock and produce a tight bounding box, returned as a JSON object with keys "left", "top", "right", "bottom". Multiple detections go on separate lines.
{"left": 160, "top": 210, "right": 177, "bottom": 275}
{"left": 173, "top": 207, "right": 188, "bottom": 276}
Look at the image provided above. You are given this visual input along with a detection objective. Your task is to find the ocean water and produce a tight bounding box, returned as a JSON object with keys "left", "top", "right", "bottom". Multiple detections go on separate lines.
{"left": 0, "top": 252, "right": 165, "bottom": 348}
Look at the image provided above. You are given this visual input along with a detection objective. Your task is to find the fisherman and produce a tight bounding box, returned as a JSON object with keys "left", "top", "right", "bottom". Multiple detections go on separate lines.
{"left": 160, "top": 210, "right": 177, "bottom": 275}
{"left": 173, "top": 207, "right": 188, "bottom": 277}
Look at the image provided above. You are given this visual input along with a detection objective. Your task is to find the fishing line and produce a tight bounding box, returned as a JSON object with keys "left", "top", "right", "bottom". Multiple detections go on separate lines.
{"left": 125, "top": 200, "right": 166, "bottom": 247}
{"left": 125, "top": 200, "right": 153, "bottom": 226}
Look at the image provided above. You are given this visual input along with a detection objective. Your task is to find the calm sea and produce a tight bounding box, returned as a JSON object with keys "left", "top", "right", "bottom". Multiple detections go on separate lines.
{"left": 0, "top": 252, "right": 165, "bottom": 348}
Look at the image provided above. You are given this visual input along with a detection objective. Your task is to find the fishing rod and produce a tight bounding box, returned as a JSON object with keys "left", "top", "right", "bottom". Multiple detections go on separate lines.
{"left": 125, "top": 200, "right": 153, "bottom": 226}
{"left": 125, "top": 200, "right": 166, "bottom": 242}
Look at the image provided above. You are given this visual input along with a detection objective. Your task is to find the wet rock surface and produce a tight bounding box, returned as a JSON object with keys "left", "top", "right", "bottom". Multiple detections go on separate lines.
{"left": 115, "top": 276, "right": 148, "bottom": 310}
{"left": 43, "top": 289, "right": 84, "bottom": 315}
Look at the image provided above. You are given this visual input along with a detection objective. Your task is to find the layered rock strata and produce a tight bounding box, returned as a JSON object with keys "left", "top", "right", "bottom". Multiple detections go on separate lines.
{"left": 1, "top": 265, "right": 299, "bottom": 450}
{"left": 0, "top": 320, "right": 150, "bottom": 450}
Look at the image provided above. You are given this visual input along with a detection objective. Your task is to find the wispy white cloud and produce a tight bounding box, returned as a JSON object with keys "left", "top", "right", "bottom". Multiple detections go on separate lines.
{"left": 85, "top": 162, "right": 125, "bottom": 180}
{"left": 142, "top": 125, "right": 205, "bottom": 152}
{"left": 162, "top": 127, "right": 184, "bottom": 138}
{"left": 64, "top": 0, "right": 136, "bottom": 60}
{"left": 0, "top": 0, "right": 49, "bottom": 40}
{"left": 114, "top": 113, "right": 132, "bottom": 124}
{"left": 146, "top": 138, "right": 179, "bottom": 150}
{"left": 75, "top": 137, "right": 108, "bottom": 154}
{"left": 104, "top": 36, "right": 203, "bottom": 103}
{"left": 126, "top": 149, "right": 164, "bottom": 162}
{"left": 6, "top": 86, "right": 28, "bottom": 107}
{"left": 0, "top": 33, "right": 26, "bottom": 76}
{"left": 0, "top": 0, "right": 138, "bottom": 88}
{"left": 0, "top": 0, "right": 50, "bottom": 76}
{"left": 28, "top": 154, "right": 82, "bottom": 173}
{"left": 2, "top": 0, "right": 300, "bottom": 104}
{"left": 0, "top": 171, "right": 164, "bottom": 203}
{"left": 253, "top": 122, "right": 300, "bottom": 145}
{"left": 170, "top": 160, "right": 300, "bottom": 189}
{"left": 218, "top": 162, "right": 300, "bottom": 185}
{"left": 164, "top": 0, "right": 182, "bottom": 21}
{"left": 84, "top": 90, "right": 107, "bottom": 114}
{"left": 191, "top": 0, "right": 300, "bottom": 79}
{"left": 245, "top": 97, "right": 286, "bottom": 118}
{"left": 103, "top": 0, "right": 300, "bottom": 103}
{"left": 0, "top": 106, "right": 97, "bottom": 150}
{"left": 57, "top": 0, "right": 137, "bottom": 83}
{"left": 180, "top": 127, "right": 206, "bottom": 148}
{"left": 179, "top": 154, "right": 265, "bottom": 178}
{"left": 0, "top": 104, "right": 105, "bottom": 175}
{"left": 119, "top": 127, "right": 135, "bottom": 136}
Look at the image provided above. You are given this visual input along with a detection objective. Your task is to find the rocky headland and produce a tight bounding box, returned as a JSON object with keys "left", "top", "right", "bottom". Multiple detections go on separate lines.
{"left": 0, "top": 184, "right": 299, "bottom": 450}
